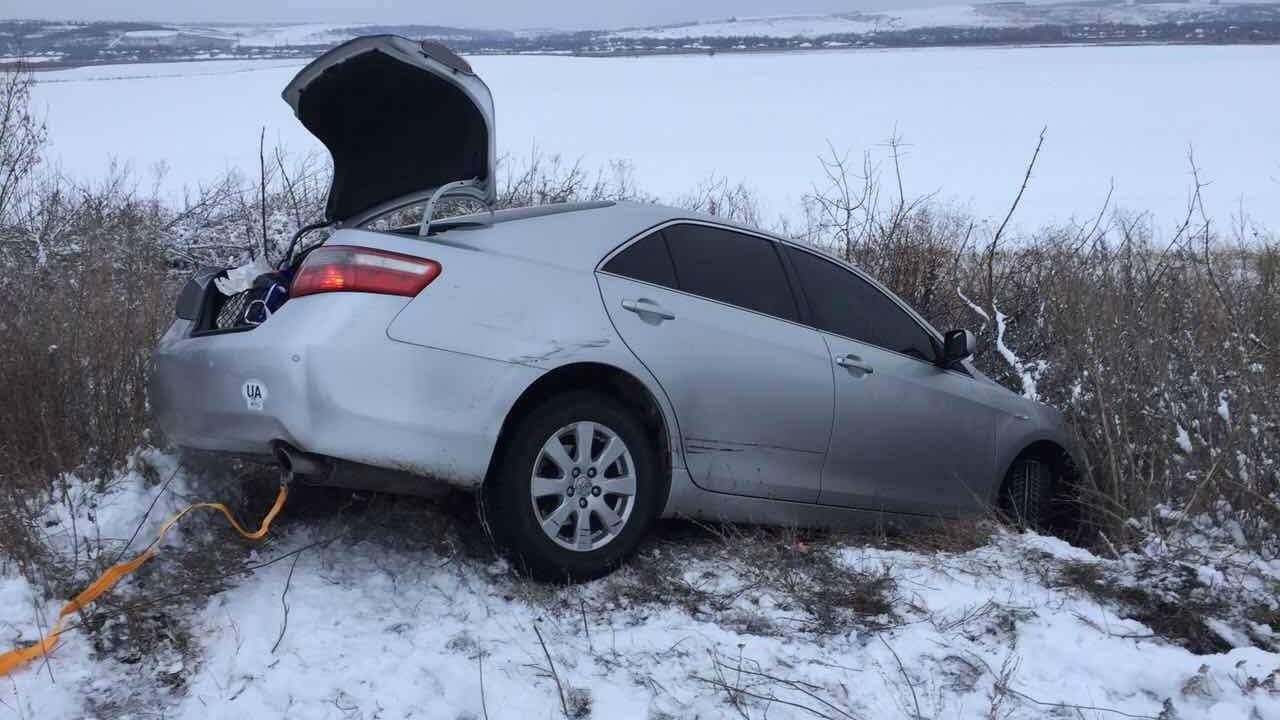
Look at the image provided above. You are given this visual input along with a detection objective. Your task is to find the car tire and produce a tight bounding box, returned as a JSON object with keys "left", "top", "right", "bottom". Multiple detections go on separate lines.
{"left": 484, "top": 391, "right": 661, "bottom": 581}
{"left": 999, "top": 456, "right": 1054, "bottom": 530}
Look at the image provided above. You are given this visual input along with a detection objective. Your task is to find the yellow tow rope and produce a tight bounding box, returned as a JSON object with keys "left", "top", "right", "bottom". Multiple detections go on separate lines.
{"left": 0, "top": 483, "right": 290, "bottom": 678}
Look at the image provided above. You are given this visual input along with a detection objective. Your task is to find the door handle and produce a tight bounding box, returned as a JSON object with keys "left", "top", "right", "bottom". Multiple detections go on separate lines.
{"left": 836, "top": 354, "right": 874, "bottom": 374}
{"left": 621, "top": 299, "right": 676, "bottom": 321}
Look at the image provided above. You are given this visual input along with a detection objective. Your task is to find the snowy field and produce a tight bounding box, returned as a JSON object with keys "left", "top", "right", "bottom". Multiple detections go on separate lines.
{"left": 2, "top": 451, "right": 1278, "bottom": 719}
{"left": 29, "top": 44, "right": 1280, "bottom": 232}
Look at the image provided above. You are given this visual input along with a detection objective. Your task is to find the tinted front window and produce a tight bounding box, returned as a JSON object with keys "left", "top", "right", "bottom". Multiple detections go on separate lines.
{"left": 787, "top": 247, "right": 938, "bottom": 362}
{"left": 603, "top": 231, "right": 678, "bottom": 288}
{"left": 663, "top": 224, "right": 798, "bottom": 321}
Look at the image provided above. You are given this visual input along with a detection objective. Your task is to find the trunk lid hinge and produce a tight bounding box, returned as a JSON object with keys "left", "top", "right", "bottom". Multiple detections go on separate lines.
{"left": 419, "top": 179, "right": 495, "bottom": 237}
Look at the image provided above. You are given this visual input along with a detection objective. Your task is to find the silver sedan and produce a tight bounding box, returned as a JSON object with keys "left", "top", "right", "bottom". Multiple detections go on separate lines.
{"left": 150, "top": 36, "right": 1079, "bottom": 579}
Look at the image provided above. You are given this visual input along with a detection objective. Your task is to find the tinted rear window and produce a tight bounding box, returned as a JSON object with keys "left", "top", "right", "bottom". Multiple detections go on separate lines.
{"left": 663, "top": 224, "right": 798, "bottom": 322}
{"left": 602, "top": 231, "right": 677, "bottom": 288}
{"left": 787, "top": 247, "right": 938, "bottom": 362}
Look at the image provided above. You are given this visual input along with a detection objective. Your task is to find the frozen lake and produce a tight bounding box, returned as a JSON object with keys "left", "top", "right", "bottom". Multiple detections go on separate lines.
{"left": 30, "top": 44, "right": 1280, "bottom": 231}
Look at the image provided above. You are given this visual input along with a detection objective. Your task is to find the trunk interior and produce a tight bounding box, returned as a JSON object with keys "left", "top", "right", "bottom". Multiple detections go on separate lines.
{"left": 293, "top": 45, "right": 491, "bottom": 222}
{"left": 190, "top": 267, "right": 295, "bottom": 336}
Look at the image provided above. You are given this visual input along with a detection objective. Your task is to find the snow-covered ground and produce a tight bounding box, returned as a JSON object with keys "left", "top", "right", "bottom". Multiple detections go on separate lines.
{"left": 1, "top": 451, "right": 1277, "bottom": 718}
{"left": 29, "top": 44, "right": 1280, "bottom": 231}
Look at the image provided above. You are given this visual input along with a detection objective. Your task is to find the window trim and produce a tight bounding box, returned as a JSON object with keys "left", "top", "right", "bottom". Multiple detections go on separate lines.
{"left": 597, "top": 219, "right": 808, "bottom": 327}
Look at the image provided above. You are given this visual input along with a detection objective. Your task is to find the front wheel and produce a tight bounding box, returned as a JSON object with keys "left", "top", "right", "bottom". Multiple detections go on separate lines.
{"left": 484, "top": 392, "right": 661, "bottom": 581}
{"left": 999, "top": 456, "right": 1054, "bottom": 530}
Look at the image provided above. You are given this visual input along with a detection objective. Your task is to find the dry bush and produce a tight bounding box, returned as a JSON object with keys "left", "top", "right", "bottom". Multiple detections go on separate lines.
{"left": 676, "top": 174, "right": 764, "bottom": 227}
{"left": 496, "top": 150, "right": 650, "bottom": 209}
{"left": 0, "top": 174, "right": 173, "bottom": 484}
{"left": 166, "top": 149, "right": 330, "bottom": 270}
{"left": 0, "top": 66, "right": 44, "bottom": 221}
{"left": 989, "top": 220, "right": 1280, "bottom": 551}
{"left": 0, "top": 67, "right": 334, "bottom": 592}
{"left": 797, "top": 138, "right": 1280, "bottom": 554}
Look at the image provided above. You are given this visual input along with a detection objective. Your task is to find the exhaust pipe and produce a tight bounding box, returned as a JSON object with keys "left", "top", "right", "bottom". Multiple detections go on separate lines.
{"left": 272, "top": 442, "right": 331, "bottom": 481}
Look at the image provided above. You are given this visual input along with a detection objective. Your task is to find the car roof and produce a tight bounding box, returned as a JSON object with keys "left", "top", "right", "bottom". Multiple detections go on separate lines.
{"left": 417, "top": 200, "right": 769, "bottom": 271}
{"left": 384, "top": 199, "right": 954, "bottom": 348}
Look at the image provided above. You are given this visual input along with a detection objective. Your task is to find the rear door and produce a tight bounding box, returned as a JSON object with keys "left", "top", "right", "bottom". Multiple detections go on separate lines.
{"left": 597, "top": 223, "right": 833, "bottom": 503}
{"left": 783, "top": 245, "right": 1001, "bottom": 515}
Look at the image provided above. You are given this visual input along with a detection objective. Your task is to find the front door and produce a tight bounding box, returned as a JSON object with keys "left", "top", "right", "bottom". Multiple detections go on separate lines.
{"left": 783, "top": 244, "right": 1000, "bottom": 515}
{"left": 819, "top": 335, "right": 1000, "bottom": 514}
{"left": 597, "top": 224, "right": 833, "bottom": 502}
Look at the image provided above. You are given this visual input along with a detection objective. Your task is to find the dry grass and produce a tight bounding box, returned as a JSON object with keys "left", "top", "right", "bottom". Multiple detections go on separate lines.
{"left": 1053, "top": 559, "right": 1233, "bottom": 654}
{"left": 576, "top": 521, "right": 901, "bottom": 637}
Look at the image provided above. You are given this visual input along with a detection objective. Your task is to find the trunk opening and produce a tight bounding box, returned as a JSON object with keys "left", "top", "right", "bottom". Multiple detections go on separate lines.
{"left": 189, "top": 265, "right": 295, "bottom": 336}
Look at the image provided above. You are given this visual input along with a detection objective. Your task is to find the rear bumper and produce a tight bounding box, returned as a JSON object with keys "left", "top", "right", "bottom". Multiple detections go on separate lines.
{"left": 149, "top": 293, "right": 539, "bottom": 488}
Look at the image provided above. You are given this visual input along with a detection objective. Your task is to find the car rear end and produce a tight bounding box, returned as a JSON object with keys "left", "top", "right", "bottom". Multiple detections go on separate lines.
{"left": 149, "top": 239, "right": 536, "bottom": 488}
{"left": 153, "top": 35, "right": 638, "bottom": 490}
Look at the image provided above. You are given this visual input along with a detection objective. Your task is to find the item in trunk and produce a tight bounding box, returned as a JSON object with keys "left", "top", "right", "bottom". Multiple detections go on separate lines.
{"left": 215, "top": 257, "right": 273, "bottom": 296}
{"left": 214, "top": 290, "right": 253, "bottom": 330}
{"left": 211, "top": 269, "right": 293, "bottom": 331}
{"left": 245, "top": 282, "right": 288, "bottom": 325}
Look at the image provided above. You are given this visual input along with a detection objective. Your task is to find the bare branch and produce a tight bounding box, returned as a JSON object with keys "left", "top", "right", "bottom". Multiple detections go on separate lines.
{"left": 986, "top": 126, "right": 1047, "bottom": 304}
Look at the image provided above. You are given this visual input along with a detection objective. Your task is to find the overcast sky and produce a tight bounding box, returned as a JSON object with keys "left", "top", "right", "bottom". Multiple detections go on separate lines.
{"left": 5, "top": 0, "right": 963, "bottom": 30}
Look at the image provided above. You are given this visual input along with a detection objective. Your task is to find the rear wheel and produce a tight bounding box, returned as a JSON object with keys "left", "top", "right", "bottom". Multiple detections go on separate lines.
{"left": 999, "top": 456, "right": 1054, "bottom": 530}
{"left": 484, "top": 392, "right": 660, "bottom": 581}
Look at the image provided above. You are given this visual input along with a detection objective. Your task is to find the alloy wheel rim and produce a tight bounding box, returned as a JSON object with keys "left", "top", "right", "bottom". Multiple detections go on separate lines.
{"left": 530, "top": 421, "right": 637, "bottom": 552}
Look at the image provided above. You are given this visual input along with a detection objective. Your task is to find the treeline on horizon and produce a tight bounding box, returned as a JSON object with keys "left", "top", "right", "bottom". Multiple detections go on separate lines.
{"left": 4, "top": 14, "right": 1280, "bottom": 67}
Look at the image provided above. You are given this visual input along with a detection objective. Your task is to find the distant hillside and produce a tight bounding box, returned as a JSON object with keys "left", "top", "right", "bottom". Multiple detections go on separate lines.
{"left": 0, "top": 20, "right": 535, "bottom": 66}
{"left": 608, "top": 0, "right": 1280, "bottom": 39}
{"left": 221, "top": 23, "right": 518, "bottom": 48}
{"left": 3, "top": 1, "right": 1280, "bottom": 67}
{"left": 596, "top": 1, "right": 1280, "bottom": 52}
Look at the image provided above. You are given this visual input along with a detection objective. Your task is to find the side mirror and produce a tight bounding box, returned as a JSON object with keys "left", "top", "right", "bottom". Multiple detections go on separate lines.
{"left": 943, "top": 329, "right": 975, "bottom": 364}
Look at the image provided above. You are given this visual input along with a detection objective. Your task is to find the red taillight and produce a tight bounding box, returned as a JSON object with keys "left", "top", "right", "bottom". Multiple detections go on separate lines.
{"left": 291, "top": 245, "right": 441, "bottom": 299}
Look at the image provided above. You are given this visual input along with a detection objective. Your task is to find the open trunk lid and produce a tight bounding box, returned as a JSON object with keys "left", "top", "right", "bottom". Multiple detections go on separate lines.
{"left": 282, "top": 35, "right": 496, "bottom": 224}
